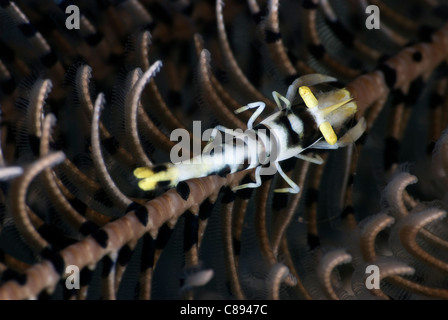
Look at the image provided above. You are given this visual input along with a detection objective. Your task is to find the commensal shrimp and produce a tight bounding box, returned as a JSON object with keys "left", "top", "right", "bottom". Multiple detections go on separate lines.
{"left": 134, "top": 74, "right": 366, "bottom": 194}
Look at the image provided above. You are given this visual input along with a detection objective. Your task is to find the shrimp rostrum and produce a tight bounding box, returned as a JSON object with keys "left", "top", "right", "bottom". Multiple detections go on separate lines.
{"left": 134, "top": 74, "right": 366, "bottom": 194}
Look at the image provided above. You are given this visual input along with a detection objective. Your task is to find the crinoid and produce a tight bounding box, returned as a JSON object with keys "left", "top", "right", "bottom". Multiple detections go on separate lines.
{"left": 0, "top": 0, "right": 448, "bottom": 300}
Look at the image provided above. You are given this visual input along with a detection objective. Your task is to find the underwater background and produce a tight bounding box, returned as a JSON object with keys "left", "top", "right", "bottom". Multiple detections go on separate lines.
{"left": 0, "top": 0, "right": 448, "bottom": 299}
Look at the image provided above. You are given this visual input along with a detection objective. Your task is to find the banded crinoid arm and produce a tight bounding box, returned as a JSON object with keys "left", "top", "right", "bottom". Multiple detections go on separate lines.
{"left": 348, "top": 22, "right": 448, "bottom": 118}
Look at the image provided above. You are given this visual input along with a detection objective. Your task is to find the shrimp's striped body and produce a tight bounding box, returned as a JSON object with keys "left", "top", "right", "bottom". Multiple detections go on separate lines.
{"left": 134, "top": 74, "right": 366, "bottom": 193}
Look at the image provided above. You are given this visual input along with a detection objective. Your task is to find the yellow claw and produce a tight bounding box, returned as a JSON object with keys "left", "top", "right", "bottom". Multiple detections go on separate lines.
{"left": 298, "top": 86, "right": 319, "bottom": 109}
{"left": 319, "top": 122, "right": 337, "bottom": 145}
{"left": 138, "top": 179, "right": 158, "bottom": 191}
